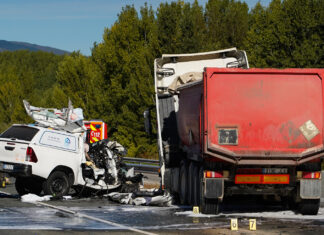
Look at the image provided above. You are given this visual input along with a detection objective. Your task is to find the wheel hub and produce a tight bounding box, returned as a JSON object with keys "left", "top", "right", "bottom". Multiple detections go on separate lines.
{"left": 51, "top": 179, "right": 64, "bottom": 193}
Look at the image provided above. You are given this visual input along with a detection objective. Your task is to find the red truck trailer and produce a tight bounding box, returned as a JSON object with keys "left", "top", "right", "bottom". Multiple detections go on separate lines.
{"left": 153, "top": 48, "right": 323, "bottom": 215}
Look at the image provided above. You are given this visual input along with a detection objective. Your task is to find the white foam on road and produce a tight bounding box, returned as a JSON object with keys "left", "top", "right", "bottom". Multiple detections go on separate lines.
{"left": 221, "top": 208, "right": 324, "bottom": 220}
{"left": 176, "top": 208, "right": 324, "bottom": 220}
{"left": 63, "top": 195, "right": 72, "bottom": 200}
{"left": 20, "top": 194, "right": 72, "bottom": 203}
{"left": 21, "top": 194, "right": 52, "bottom": 203}
{"left": 175, "top": 211, "right": 218, "bottom": 218}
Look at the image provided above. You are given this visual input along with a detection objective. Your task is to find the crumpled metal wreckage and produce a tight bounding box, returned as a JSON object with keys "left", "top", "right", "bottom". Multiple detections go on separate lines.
{"left": 23, "top": 99, "right": 86, "bottom": 133}
{"left": 22, "top": 100, "right": 170, "bottom": 206}
{"left": 80, "top": 138, "right": 144, "bottom": 193}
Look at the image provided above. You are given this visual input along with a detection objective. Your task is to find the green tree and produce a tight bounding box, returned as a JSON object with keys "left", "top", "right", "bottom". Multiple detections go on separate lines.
{"left": 205, "top": 0, "right": 249, "bottom": 50}
{"left": 92, "top": 5, "right": 157, "bottom": 157}
{"left": 56, "top": 52, "right": 106, "bottom": 119}
{"left": 156, "top": 1, "right": 183, "bottom": 53}
{"left": 179, "top": 0, "right": 207, "bottom": 52}
{"left": 245, "top": 0, "right": 324, "bottom": 68}
{"left": 0, "top": 50, "right": 64, "bottom": 130}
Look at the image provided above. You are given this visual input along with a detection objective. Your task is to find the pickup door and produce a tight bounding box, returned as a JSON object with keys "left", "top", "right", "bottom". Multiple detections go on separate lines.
{"left": 0, "top": 125, "right": 39, "bottom": 169}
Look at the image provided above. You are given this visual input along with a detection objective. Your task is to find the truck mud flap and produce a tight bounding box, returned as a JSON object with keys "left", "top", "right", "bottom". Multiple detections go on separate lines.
{"left": 171, "top": 168, "right": 179, "bottom": 193}
{"left": 164, "top": 168, "right": 171, "bottom": 190}
{"left": 300, "top": 179, "right": 321, "bottom": 199}
{"left": 205, "top": 178, "right": 224, "bottom": 199}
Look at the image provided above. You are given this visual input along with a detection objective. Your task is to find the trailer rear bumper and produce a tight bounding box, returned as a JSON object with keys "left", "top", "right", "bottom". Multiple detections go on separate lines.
{"left": 225, "top": 185, "right": 295, "bottom": 196}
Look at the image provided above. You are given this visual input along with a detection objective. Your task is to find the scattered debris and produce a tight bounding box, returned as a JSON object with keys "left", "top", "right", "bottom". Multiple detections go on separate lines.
{"left": 107, "top": 189, "right": 172, "bottom": 207}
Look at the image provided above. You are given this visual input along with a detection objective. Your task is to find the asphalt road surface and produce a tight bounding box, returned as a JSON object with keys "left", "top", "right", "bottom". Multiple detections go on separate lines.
{"left": 0, "top": 176, "right": 324, "bottom": 235}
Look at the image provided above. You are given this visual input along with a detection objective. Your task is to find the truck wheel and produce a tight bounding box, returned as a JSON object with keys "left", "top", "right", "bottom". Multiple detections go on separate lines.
{"left": 192, "top": 163, "right": 200, "bottom": 206}
{"left": 15, "top": 177, "right": 43, "bottom": 196}
{"left": 188, "top": 162, "right": 195, "bottom": 205}
{"left": 199, "top": 166, "right": 219, "bottom": 214}
{"left": 43, "top": 171, "right": 70, "bottom": 197}
{"left": 282, "top": 196, "right": 297, "bottom": 210}
{"left": 179, "top": 160, "right": 188, "bottom": 205}
{"left": 299, "top": 199, "right": 320, "bottom": 215}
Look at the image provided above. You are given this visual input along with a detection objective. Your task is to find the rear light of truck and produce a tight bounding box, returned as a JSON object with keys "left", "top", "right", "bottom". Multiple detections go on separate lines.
{"left": 300, "top": 171, "right": 321, "bottom": 179}
{"left": 205, "top": 171, "right": 222, "bottom": 178}
{"left": 26, "top": 147, "right": 38, "bottom": 163}
{"left": 204, "top": 170, "right": 229, "bottom": 178}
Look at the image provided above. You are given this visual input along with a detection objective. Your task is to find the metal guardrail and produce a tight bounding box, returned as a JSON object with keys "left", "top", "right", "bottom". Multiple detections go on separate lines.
{"left": 123, "top": 157, "right": 160, "bottom": 174}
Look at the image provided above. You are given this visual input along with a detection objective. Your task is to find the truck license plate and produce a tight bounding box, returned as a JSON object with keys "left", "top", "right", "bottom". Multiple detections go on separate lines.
{"left": 3, "top": 164, "right": 13, "bottom": 170}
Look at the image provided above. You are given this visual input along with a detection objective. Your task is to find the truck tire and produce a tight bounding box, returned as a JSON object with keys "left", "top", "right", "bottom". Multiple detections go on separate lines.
{"left": 199, "top": 166, "right": 219, "bottom": 214}
{"left": 15, "top": 177, "right": 43, "bottom": 196}
{"left": 179, "top": 160, "right": 188, "bottom": 205}
{"left": 43, "top": 171, "right": 70, "bottom": 197}
{"left": 188, "top": 162, "right": 195, "bottom": 205}
{"left": 299, "top": 199, "right": 320, "bottom": 215}
{"left": 192, "top": 163, "right": 200, "bottom": 206}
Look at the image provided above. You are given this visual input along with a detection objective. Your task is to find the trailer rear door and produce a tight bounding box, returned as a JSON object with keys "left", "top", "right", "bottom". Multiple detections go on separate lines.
{"left": 204, "top": 68, "right": 324, "bottom": 164}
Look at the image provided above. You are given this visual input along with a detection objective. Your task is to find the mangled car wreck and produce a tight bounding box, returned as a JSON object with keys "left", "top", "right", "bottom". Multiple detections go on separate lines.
{"left": 0, "top": 100, "right": 143, "bottom": 197}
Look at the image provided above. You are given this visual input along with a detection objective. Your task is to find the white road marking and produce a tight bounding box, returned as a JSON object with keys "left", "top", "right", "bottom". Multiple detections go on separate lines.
{"left": 37, "top": 201, "right": 157, "bottom": 235}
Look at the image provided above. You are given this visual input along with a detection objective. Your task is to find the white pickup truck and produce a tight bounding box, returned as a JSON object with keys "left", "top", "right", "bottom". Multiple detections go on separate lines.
{"left": 0, "top": 124, "right": 121, "bottom": 197}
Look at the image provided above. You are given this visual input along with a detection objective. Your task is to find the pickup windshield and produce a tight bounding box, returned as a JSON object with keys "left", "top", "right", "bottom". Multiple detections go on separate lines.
{"left": 0, "top": 126, "right": 39, "bottom": 141}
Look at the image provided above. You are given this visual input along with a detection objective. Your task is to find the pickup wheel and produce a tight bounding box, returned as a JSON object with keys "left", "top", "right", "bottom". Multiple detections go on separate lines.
{"left": 15, "top": 177, "right": 43, "bottom": 196}
{"left": 199, "top": 166, "right": 219, "bottom": 214}
{"left": 299, "top": 199, "right": 320, "bottom": 215}
{"left": 179, "top": 160, "right": 188, "bottom": 205}
{"left": 43, "top": 171, "right": 70, "bottom": 197}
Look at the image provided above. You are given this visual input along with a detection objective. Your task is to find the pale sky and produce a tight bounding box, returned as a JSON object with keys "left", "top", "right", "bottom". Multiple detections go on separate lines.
{"left": 0, "top": 0, "right": 271, "bottom": 55}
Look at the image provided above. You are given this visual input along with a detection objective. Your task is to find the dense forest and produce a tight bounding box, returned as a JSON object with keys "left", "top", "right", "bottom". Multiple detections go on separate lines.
{"left": 0, "top": 0, "right": 323, "bottom": 158}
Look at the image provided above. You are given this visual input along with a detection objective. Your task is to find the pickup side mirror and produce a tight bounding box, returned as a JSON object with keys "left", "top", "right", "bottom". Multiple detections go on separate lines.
{"left": 144, "top": 109, "right": 152, "bottom": 135}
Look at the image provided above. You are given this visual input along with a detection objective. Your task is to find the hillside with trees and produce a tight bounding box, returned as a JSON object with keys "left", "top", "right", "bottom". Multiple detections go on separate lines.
{"left": 0, "top": 0, "right": 323, "bottom": 158}
{"left": 0, "top": 40, "right": 69, "bottom": 55}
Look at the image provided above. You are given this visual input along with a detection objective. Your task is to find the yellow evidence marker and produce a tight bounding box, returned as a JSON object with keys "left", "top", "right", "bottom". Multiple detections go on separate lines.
{"left": 193, "top": 206, "right": 200, "bottom": 214}
{"left": 249, "top": 219, "right": 256, "bottom": 230}
{"left": 231, "top": 218, "right": 238, "bottom": 231}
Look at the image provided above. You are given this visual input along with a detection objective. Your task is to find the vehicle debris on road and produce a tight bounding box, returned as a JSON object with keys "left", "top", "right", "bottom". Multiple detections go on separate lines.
{"left": 107, "top": 189, "right": 172, "bottom": 207}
